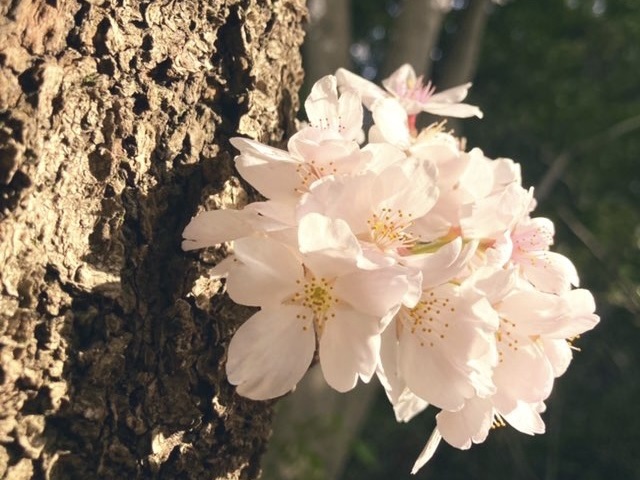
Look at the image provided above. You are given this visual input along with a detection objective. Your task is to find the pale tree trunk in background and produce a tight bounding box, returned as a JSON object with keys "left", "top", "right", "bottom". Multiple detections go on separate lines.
{"left": 438, "top": 0, "right": 492, "bottom": 88}
{"left": 262, "top": 367, "right": 378, "bottom": 480}
{"left": 438, "top": 0, "right": 492, "bottom": 133}
{"left": 383, "top": 0, "right": 451, "bottom": 78}
{"left": 0, "top": 1, "right": 304, "bottom": 478}
{"left": 303, "top": 0, "right": 352, "bottom": 84}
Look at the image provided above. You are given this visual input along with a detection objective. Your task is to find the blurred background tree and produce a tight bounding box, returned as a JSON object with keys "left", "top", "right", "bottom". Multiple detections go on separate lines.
{"left": 263, "top": 0, "right": 640, "bottom": 478}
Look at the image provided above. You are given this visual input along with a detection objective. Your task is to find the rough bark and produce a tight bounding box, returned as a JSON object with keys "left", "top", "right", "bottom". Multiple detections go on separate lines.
{"left": 0, "top": 1, "right": 305, "bottom": 478}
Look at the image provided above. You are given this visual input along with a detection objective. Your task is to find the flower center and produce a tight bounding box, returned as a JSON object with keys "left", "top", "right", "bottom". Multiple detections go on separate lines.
{"left": 295, "top": 160, "right": 338, "bottom": 192}
{"left": 416, "top": 120, "right": 450, "bottom": 142}
{"left": 401, "top": 76, "right": 436, "bottom": 103}
{"left": 496, "top": 318, "right": 520, "bottom": 363}
{"left": 292, "top": 276, "right": 337, "bottom": 334}
{"left": 367, "top": 207, "right": 415, "bottom": 250}
{"left": 400, "top": 291, "right": 454, "bottom": 347}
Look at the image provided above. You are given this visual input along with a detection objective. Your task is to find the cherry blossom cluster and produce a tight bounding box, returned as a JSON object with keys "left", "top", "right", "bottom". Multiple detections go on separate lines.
{"left": 182, "top": 64, "right": 599, "bottom": 473}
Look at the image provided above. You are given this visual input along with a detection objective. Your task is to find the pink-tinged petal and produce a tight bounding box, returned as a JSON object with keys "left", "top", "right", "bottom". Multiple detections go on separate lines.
{"left": 501, "top": 401, "right": 546, "bottom": 435}
{"left": 226, "top": 306, "right": 315, "bottom": 400}
{"left": 436, "top": 397, "right": 493, "bottom": 449}
{"left": 226, "top": 237, "right": 302, "bottom": 307}
{"left": 411, "top": 429, "right": 442, "bottom": 474}
{"left": 518, "top": 251, "right": 580, "bottom": 294}
{"left": 182, "top": 209, "right": 256, "bottom": 251}
{"left": 371, "top": 98, "right": 412, "bottom": 149}
{"left": 512, "top": 217, "right": 555, "bottom": 252}
{"left": 230, "top": 137, "right": 301, "bottom": 201}
{"left": 336, "top": 265, "right": 416, "bottom": 318}
{"left": 336, "top": 67, "right": 387, "bottom": 109}
{"left": 381, "top": 64, "right": 417, "bottom": 97}
{"left": 319, "top": 305, "right": 381, "bottom": 392}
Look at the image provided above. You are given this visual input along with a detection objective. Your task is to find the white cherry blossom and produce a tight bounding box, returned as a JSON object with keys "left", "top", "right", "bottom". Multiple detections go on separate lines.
{"left": 337, "top": 64, "right": 483, "bottom": 118}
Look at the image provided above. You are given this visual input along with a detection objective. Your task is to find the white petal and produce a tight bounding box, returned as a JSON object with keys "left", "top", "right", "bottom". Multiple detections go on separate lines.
{"left": 542, "top": 338, "right": 573, "bottom": 377}
{"left": 494, "top": 343, "right": 554, "bottom": 406}
{"left": 404, "top": 238, "right": 478, "bottom": 289}
{"left": 422, "top": 102, "right": 484, "bottom": 119}
{"left": 231, "top": 137, "right": 301, "bottom": 201}
{"left": 377, "top": 321, "right": 428, "bottom": 422}
{"left": 371, "top": 98, "right": 411, "bottom": 149}
{"left": 436, "top": 396, "right": 493, "bottom": 449}
{"left": 399, "top": 327, "right": 470, "bottom": 411}
{"left": 319, "top": 305, "right": 381, "bottom": 392}
{"left": 429, "top": 83, "right": 472, "bottom": 104}
{"left": 305, "top": 75, "right": 363, "bottom": 140}
{"left": 501, "top": 401, "right": 546, "bottom": 435}
{"left": 336, "top": 67, "right": 387, "bottom": 109}
{"left": 226, "top": 237, "right": 302, "bottom": 307}
{"left": 360, "top": 142, "right": 407, "bottom": 173}
{"left": 338, "top": 90, "right": 364, "bottom": 141}
{"left": 519, "top": 251, "right": 580, "bottom": 294}
{"left": 226, "top": 306, "right": 315, "bottom": 400}
{"left": 411, "top": 429, "right": 442, "bottom": 475}
{"left": 181, "top": 209, "right": 255, "bottom": 251}
{"left": 336, "top": 265, "right": 416, "bottom": 318}
{"left": 297, "top": 213, "right": 361, "bottom": 260}
{"left": 374, "top": 157, "right": 439, "bottom": 220}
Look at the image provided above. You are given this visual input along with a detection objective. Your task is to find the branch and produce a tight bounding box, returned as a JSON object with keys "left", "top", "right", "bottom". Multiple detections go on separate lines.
{"left": 536, "top": 113, "right": 640, "bottom": 202}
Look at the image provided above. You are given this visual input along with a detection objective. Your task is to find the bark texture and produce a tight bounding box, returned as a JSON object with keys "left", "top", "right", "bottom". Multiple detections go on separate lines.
{"left": 0, "top": 1, "right": 305, "bottom": 478}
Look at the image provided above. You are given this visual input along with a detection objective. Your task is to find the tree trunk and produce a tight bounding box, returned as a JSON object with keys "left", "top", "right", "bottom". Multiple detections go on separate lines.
{"left": 0, "top": 1, "right": 305, "bottom": 478}
{"left": 438, "top": 0, "right": 492, "bottom": 89}
{"left": 303, "top": 0, "right": 351, "bottom": 85}
{"left": 383, "top": 0, "right": 450, "bottom": 78}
